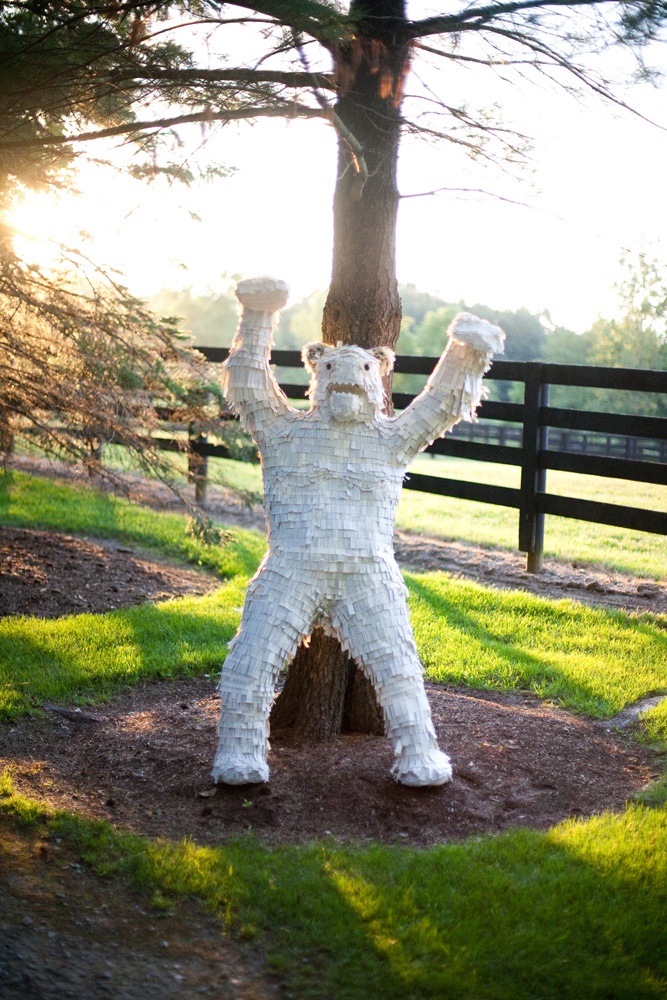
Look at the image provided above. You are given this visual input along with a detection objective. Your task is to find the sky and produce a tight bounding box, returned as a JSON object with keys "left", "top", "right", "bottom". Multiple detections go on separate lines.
{"left": 9, "top": 7, "right": 667, "bottom": 334}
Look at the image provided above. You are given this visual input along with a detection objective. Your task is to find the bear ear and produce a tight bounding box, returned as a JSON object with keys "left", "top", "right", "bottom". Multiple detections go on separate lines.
{"left": 302, "top": 342, "right": 329, "bottom": 374}
{"left": 371, "top": 346, "right": 395, "bottom": 376}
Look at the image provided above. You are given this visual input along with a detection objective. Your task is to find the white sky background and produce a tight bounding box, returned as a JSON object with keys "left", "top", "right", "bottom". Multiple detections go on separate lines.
{"left": 10, "top": 4, "right": 667, "bottom": 332}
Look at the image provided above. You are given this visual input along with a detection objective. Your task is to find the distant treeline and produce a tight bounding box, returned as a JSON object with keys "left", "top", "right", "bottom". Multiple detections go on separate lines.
{"left": 149, "top": 255, "right": 667, "bottom": 418}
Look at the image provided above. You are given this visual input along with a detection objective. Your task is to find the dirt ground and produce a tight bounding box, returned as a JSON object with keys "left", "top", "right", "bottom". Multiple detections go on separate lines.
{"left": 0, "top": 525, "right": 219, "bottom": 620}
{"left": 0, "top": 823, "right": 281, "bottom": 1000}
{"left": 1, "top": 676, "right": 661, "bottom": 850}
{"left": 1, "top": 458, "right": 665, "bottom": 998}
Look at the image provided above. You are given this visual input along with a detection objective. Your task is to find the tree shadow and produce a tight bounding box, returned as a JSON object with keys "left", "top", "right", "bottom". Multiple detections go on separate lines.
{"left": 404, "top": 572, "right": 667, "bottom": 717}
{"left": 0, "top": 593, "right": 244, "bottom": 720}
{"left": 6, "top": 791, "right": 662, "bottom": 1000}
{"left": 309, "top": 813, "right": 667, "bottom": 998}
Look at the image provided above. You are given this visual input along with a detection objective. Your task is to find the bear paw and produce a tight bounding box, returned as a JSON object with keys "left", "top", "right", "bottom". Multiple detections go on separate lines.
{"left": 211, "top": 753, "right": 269, "bottom": 785}
{"left": 392, "top": 749, "right": 453, "bottom": 787}
{"left": 448, "top": 312, "right": 505, "bottom": 356}
{"left": 235, "top": 277, "right": 289, "bottom": 313}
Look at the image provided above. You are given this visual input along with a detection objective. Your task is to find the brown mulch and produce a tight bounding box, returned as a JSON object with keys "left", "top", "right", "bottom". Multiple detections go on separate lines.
{"left": 0, "top": 457, "right": 665, "bottom": 849}
{"left": 1, "top": 677, "right": 660, "bottom": 849}
{"left": 0, "top": 526, "right": 219, "bottom": 620}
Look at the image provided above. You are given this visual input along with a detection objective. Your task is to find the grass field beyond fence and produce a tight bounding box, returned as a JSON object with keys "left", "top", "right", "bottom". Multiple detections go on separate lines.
{"left": 403, "top": 456, "right": 667, "bottom": 579}
{"left": 132, "top": 452, "right": 666, "bottom": 579}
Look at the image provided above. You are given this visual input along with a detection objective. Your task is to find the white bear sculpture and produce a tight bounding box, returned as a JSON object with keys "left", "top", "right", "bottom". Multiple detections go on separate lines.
{"left": 212, "top": 277, "right": 504, "bottom": 787}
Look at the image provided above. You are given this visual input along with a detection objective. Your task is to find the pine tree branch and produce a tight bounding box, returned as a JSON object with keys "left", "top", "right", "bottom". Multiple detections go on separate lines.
{"left": 404, "top": 0, "right": 618, "bottom": 39}
{"left": 229, "top": 0, "right": 353, "bottom": 44}
{"left": 413, "top": 39, "right": 546, "bottom": 66}
{"left": 0, "top": 104, "right": 325, "bottom": 150}
{"left": 482, "top": 23, "right": 667, "bottom": 128}
{"left": 105, "top": 67, "right": 336, "bottom": 91}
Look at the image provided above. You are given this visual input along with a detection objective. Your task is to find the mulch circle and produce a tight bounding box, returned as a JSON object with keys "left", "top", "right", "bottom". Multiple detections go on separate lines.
{"left": 0, "top": 518, "right": 663, "bottom": 847}
{"left": 1, "top": 677, "right": 660, "bottom": 847}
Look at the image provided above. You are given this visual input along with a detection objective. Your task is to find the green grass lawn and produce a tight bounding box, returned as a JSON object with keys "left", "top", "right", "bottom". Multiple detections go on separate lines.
{"left": 0, "top": 587, "right": 245, "bottom": 718}
{"left": 2, "top": 776, "right": 666, "bottom": 1000}
{"left": 408, "top": 573, "right": 667, "bottom": 718}
{"left": 0, "top": 468, "right": 265, "bottom": 579}
{"left": 2, "top": 569, "right": 665, "bottom": 724}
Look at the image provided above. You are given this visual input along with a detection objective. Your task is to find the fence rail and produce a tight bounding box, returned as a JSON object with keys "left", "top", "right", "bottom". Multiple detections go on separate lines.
{"left": 185, "top": 348, "right": 667, "bottom": 573}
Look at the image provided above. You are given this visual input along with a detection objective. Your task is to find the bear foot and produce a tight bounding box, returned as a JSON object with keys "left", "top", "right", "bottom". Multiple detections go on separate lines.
{"left": 211, "top": 753, "right": 269, "bottom": 785}
{"left": 392, "top": 749, "right": 453, "bottom": 787}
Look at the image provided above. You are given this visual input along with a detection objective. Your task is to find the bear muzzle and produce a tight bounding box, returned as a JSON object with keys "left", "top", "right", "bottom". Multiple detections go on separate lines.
{"left": 327, "top": 382, "right": 367, "bottom": 397}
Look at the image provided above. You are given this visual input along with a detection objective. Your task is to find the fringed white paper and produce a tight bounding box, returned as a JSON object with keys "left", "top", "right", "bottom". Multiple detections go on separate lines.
{"left": 212, "top": 280, "right": 504, "bottom": 786}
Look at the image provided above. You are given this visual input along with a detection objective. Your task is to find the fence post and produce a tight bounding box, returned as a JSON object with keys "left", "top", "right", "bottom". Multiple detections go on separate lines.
{"left": 519, "top": 365, "right": 549, "bottom": 573}
{"left": 188, "top": 425, "right": 209, "bottom": 505}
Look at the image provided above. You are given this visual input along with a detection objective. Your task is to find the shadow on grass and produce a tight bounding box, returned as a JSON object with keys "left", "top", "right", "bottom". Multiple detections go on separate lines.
{"left": 0, "top": 587, "right": 246, "bottom": 720}
{"left": 1, "top": 782, "right": 665, "bottom": 1000}
{"left": 405, "top": 572, "right": 667, "bottom": 718}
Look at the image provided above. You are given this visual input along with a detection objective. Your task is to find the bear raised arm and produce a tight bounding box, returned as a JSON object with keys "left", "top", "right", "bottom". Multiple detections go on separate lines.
{"left": 220, "top": 277, "right": 292, "bottom": 439}
{"left": 388, "top": 312, "right": 505, "bottom": 464}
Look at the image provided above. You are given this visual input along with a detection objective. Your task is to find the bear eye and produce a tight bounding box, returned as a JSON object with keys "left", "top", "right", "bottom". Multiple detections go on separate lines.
{"left": 364, "top": 364, "right": 370, "bottom": 371}
{"left": 326, "top": 362, "right": 332, "bottom": 370}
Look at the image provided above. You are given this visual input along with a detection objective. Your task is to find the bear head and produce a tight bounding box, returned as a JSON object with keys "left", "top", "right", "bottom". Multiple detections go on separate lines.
{"left": 301, "top": 342, "right": 395, "bottom": 423}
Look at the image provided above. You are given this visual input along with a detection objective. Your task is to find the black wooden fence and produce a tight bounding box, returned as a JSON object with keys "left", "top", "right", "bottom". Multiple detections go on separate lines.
{"left": 181, "top": 347, "right": 667, "bottom": 574}
{"left": 446, "top": 420, "right": 667, "bottom": 462}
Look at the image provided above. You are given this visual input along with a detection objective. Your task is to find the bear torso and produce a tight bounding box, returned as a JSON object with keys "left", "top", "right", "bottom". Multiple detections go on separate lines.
{"left": 258, "top": 412, "right": 403, "bottom": 565}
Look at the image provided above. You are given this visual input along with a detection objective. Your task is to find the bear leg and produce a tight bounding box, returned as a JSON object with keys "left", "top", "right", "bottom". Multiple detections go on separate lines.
{"left": 333, "top": 577, "right": 452, "bottom": 787}
{"left": 212, "top": 568, "right": 317, "bottom": 785}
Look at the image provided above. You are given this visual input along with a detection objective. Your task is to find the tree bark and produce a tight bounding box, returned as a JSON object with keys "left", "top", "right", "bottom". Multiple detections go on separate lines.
{"left": 322, "top": 1, "right": 409, "bottom": 354}
{"left": 270, "top": 0, "right": 409, "bottom": 743}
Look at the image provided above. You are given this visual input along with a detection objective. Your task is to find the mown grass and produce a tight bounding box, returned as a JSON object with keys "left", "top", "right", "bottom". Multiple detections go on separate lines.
{"left": 1, "top": 775, "right": 666, "bottom": 1000}
{"left": 2, "top": 568, "right": 665, "bottom": 725}
{"left": 0, "top": 587, "right": 245, "bottom": 719}
{"left": 0, "top": 469, "right": 266, "bottom": 578}
{"left": 407, "top": 572, "right": 667, "bottom": 718}
{"left": 642, "top": 697, "right": 667, "bottom": 745}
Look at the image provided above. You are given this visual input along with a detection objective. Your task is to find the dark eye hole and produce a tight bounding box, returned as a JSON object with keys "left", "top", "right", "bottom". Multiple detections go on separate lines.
{"left": 326, "top": 362, "right": 332, "bottom": 370}
{"left": 364, "top": 364, "right": 370, "bottom": 371}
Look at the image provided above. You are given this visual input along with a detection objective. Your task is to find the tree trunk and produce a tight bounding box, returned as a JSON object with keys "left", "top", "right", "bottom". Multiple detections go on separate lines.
{"left": 321, "top": 1, "right": 409, "bottom": 354}
{"left": 269, "top": 0, "right": 410, "bottom": 743}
